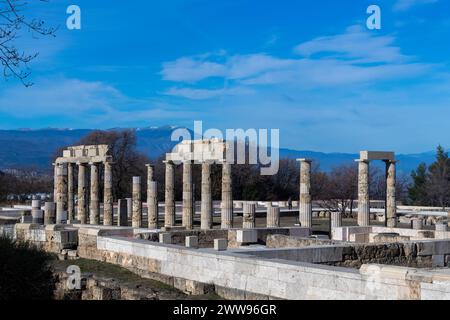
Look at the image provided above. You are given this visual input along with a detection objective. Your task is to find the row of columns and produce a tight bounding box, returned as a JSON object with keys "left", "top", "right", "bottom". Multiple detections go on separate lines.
{"left": 54, "top": 161, "right": 113, "bottom": 225}
{"left": 163, "top": 160, "right": 233, "bottom": 230}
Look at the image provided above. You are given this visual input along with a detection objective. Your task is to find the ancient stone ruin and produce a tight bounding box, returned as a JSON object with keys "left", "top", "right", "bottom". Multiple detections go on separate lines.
{"left": 3, "top": 143, "right": 450, "bottom": 300}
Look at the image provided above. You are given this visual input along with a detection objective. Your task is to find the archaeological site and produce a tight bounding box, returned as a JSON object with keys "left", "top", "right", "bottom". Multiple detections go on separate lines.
{"left": 2, "top": 141, "right": 450, "bottom": 301}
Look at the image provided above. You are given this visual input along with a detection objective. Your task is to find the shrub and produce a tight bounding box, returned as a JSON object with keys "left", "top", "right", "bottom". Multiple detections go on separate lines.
{"left": 0, "top": 235, "right": 54, "bottom": 300}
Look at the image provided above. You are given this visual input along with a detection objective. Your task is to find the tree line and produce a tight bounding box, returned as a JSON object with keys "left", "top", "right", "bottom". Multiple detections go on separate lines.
{"left": 4, "top": 130, "right": 449, "bottom": 213}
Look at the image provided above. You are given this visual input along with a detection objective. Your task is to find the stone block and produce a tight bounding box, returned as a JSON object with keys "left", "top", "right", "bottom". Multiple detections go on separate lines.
{"left": 214, "top": 238, "right": 228, "bottom": 251}
{"left": 433, "top": 255, "right": 445, "bottom": 267}
{"left": 412, "top": 219, "right": 423, "bottom": 230}
{"left": 236, "top": 229, "right": 258, "bottom": 244}
{"left": 360, "top": 151, "right": 395, "bottom": 161}
{"left": 159, "top": 233, "right": 171, "bottom": 244}
{"left": 289, "top": 227, "right": 311, "bottom": 237}
{"left": 185, "top": 236, "right": 199, "bottom": 248}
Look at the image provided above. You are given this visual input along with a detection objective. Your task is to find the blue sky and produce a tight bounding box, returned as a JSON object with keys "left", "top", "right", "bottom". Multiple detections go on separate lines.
{"left": 0, "top": 0, "right": 450, "bottom": 153}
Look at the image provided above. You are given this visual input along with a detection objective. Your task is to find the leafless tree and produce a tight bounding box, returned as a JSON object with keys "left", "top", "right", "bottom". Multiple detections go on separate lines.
{"left": 0, "top": 0, "right": 56, "bottom": 86}
{"left": 315, "top": 164, "right": 358, "bottom": 217}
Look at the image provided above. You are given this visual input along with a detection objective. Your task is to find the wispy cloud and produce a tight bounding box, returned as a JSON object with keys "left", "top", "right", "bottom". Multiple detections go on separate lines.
{"left": 161, "top": 25, "right": 432, "bottom": 99}
{"left": 163, "top": 87, "right": 253, "bottom": 100}
{"left": 393, "top": 0, "right": 438, "bottom": 12}
{"left": 0, "top": 78, "right": 195, "bottom": 127}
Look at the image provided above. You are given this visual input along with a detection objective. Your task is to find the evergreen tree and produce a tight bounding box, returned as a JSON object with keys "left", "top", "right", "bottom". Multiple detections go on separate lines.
{"left": 408, "top": 163, "right": 428, "bottom": 205}
{"left": 427, "top": 145, "right": 450, "bottom": 209}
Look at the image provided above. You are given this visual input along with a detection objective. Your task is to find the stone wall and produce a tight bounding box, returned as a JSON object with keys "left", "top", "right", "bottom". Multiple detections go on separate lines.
{"left": 10, "top": 223, "right": 450, "bottom": 300}
{"left": 92, "top": 235, "right": 450, "bottom": 299}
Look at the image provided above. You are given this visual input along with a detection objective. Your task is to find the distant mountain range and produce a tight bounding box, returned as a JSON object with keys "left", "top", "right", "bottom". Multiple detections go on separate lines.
{"left": 0, "top": 127, "right": 437, "bottom": 174}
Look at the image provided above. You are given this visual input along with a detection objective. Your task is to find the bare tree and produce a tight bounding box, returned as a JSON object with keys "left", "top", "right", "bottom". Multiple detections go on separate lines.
{"left": 316, "top": 164, "right": 358, "bottom": 217}
{"left": 0, "top": 0, "right": 56, "bottom": 86}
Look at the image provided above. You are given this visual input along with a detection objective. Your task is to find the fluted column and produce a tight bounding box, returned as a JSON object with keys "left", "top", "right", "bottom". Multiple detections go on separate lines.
{"left": 298, "top": 159, "right": 312, "bottom": 228}
{"left": 331, "top": 211, "right": 342, "bottom": 229}
{"left": 201, "top": 161, "right": 213, "bottom": 230}
{"left": 182, "top": 161, "right": 194, "bottom": 229}
{"left": 67, "top": 163, "right": 74, "bottom": 221}
{"left": 44, "top": 202, "right": 56, "bottom": 225}
{"left": 132, "top": 176, "right": 142, "bottom": 228}
{"left": 31, "top": 199, "right": 43, "bottom": 224}
{"left": 357, "top": 159, "right": 370, "bottom": 226}
{"left": 221, "top": 162, "right": 233, "bottom": 229}
{"left": 243, "top": 202, "right": 256, "bottom": 229}
{"left": 103, "top": 162, "right": 113, "bottom": 226}
{"left": 146, "top": 164, "right": 158, "bottom": 229}
{"left": 267, "top": 204, "right": 280, "bottom": 228}
{"left": 53, "top": 163, "right": 57, "bottom": 202}
{"left": 386, "top": 160, "right": 397, "bottom": 228}
{"left": 164, "top": 160, "right": 175, "bottom": 227}
{"left": 148, "top": 181, "right": 158, "bottom": 229}
{"left": 56, "top": 163, "right": 68, "bottom": 224}
{"left": 77, "top": 162, "right": 87, "bottom": 224}
{"left": 89, "top": 162, "right": 100, "bottom": 225}
{"left": 146, "top": 164, "right": 154, "bottom": 183}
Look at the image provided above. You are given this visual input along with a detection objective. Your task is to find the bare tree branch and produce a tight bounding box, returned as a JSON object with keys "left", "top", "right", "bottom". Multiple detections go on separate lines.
{"left": 0, "top": 0, "right": 56, "bottom": 86}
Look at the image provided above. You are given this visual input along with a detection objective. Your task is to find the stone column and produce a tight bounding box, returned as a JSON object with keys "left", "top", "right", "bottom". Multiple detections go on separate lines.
{"left": 146, "top": 164, "right": 154, "bottom": 183}
{"left": 148, "top": 181, "right": 158, "bottom": 229}
{"left": 164, "top": 160, "right": 175, "bottom": 227}
{"left": 182, "top": 161, "right": 194, "bottom": 229}
{"left": 53, "top": 163, "right": 57, "bottom": 202}
{"left": 126, "top": 198, "right": 132, "bottom": 219}
{"left": 298, "top": 159, "right": 312, "bottom": 228}
{"left": 31, "top": 199, "right": 43, "bottom": 224}
{"left": 103, "top": 162, "right": 113, "bottom": 226}
{"left": 132, "top": 176, "right": 142, "bottom": 228}
{"left": 386, "top": 160, "right": 397, "bottom": 228}
{"left": 117, "top": 199, "right": 128, "bottom": 226}
{"left": 67, "top": 163, "right": 75, "bottom": 221}
{"left": 221, "top": 162, "right": 233, "bottom": 229}
{"left": 357, "top": 159, "right": 370, "bottom": 227}
{"left": 89, "top": 162, "right": 100, "bottom": 225}
{"left": 331, "top": 212, "right": 342, "bottom": 229}
{"left": 243, "top": 202, "right": 256, "bottom": 229}
{"left": 77, "top": 162, "right": 87, "bottom": 224}
{"left": 267, "top": 205, "right": 280, "bottom": 228}
{"left": 201, "top": 161, "right": 213, "bottom": 230}
{"left": 56, "top": 163, "right": 68, "bottom": 224}
{"left": 44, "top": 202, "right": 56, "bottom": 225}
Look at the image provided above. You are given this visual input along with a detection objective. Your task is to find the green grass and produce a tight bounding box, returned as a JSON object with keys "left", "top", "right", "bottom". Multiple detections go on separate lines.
{"left": 52, "top": 258, "right": 221, "bottom": 300}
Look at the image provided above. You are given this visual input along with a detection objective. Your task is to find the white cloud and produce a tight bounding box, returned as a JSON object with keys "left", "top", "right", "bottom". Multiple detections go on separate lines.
{"left": 160, "top": 25, "right": 432, "bottom": 99}
{"left": 294, "top": 25, "right": 408, "bottom": 64}
{"left": 393, "top": 0, "right": 438, "bottom": 12}
{"left": 0, "top": 77, "right": 196, "bottom": 126}
{"left": 161, "top": 57, "right": 227, "bottom": 82}
{"left": 164, "top": 87, "right": 252, "bottom": 100}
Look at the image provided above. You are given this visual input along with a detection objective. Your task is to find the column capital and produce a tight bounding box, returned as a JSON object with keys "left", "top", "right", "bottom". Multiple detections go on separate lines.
{"left": 145, "top": 163, "right": 154, "bottom": 168}
{"left": 383, "top": 159, "right": 398, "bottom": 164}
{"left": 88, "top": 161, "right": 100, "bottom": 166}
{"left": 296, "top": 158, "right": 312, "bottom": 163}
{"left": 163, "top": 160, "right": 174, "bottom": 165}
{"left": 355, "top": 159, "right": 370, "bottom": 163}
